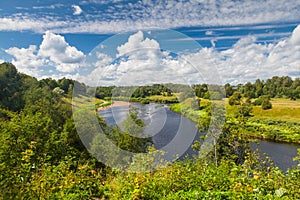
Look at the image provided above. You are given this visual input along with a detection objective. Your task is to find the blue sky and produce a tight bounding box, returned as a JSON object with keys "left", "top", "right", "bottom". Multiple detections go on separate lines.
{"left": 0, "top": 0, "right": 300, "bottom": 85}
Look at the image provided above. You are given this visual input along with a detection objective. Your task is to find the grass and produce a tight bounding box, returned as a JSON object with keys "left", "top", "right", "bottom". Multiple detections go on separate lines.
{"left": 252, "top": 98, "right": 300, "bottom": 122}
{"left": 146, "top": 94, "right": 179, "bottom": 103}
{"left": 147, "top": 94, "right": 177, "bottom": 100}
{"left": 63, "top": 95, "right": 111, "bottom": 111}
{"left": 170, "top": 97, "right": 300, "bottom": 143}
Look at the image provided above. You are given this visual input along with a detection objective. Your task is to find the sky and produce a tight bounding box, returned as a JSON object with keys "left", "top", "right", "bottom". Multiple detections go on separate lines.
{"left": 0, "top": 0, "right": 300, "bottom": 86}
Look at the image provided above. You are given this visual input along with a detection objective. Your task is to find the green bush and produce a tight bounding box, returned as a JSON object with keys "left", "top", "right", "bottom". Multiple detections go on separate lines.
{"left": 253, "top": 95, "right": 271, "bottom": 106}
{"left": 262, "top": 99, "right": 272, "bottom": 110}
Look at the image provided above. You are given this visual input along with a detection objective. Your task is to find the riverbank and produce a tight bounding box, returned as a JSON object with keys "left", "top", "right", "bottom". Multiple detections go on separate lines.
{"left": 169, "top": 98, "right": 300, "bottom": 144}
{"left": 97, "top": 100, "right": 131, "bottom": 111}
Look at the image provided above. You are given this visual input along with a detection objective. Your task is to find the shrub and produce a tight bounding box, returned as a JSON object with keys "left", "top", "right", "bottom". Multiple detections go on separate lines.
{"left": 253, "top": 95, "right": 270, "bottom": 106}
{"left": 261, "top": 99, "right": 272, "bottom": 110}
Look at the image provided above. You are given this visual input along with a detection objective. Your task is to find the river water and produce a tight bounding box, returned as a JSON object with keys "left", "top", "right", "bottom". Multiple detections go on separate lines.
{"left": 99, "top": 102, "right": 299, "bottom": 171}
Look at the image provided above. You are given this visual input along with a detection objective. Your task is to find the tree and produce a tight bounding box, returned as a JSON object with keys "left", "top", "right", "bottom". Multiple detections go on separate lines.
{"left": 261, "top": 99, "right": 272, "bottom": 110}
{"left": 0, "top": 63, "right": 24, "bottom": 111}
{"left": 254, "top": 79, "right": 263, "bottom": 97}
{"left": 243, "top": 82, "right": 255, "bottom": 98}
{"left": 228, "top": 92, "right": 242, "bottom": 106}
{"left": 253, "top": 95, "right": 270, "bottom": 106}
{"left": 224, "top": 83, "right": 234, "bottom": 97}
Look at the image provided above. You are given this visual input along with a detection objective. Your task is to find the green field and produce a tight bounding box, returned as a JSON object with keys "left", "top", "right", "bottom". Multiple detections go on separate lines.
{"left": 252, "top": 98, "right": 300, "bottom": 122}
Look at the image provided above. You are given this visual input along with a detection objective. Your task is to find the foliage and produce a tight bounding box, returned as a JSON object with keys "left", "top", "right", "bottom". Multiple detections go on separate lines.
{"left": 261, "top": 99, "right": 272, "bottom": 110}
{"left": 1, "top": 63, "right": 300, "bottom": 199}
{"left": 102, "top": 153, "right": 300, "bottom": 199}
{"left": 0, "top": 62, "right": 24, "bottom": 111}
{"left": 228, "top": 91, "right": 243, "bottom": 106}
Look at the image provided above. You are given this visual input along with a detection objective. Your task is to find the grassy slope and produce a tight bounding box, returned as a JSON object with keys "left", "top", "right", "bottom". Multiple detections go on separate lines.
{"left": 63, "top": 95, "right": 111, "bottom": 111}
{"left": 247, "top": 98, "right": 300, "bottom": 143}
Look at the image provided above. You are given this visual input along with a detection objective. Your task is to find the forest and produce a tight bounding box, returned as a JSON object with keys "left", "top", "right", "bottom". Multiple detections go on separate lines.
{"left": 0, "top": 62, "right": 300, "bottom": 199}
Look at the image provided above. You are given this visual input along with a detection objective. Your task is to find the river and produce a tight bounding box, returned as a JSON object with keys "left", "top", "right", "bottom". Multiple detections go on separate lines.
{"left": 99, "top": 102, "right": 300, "bottom": 172}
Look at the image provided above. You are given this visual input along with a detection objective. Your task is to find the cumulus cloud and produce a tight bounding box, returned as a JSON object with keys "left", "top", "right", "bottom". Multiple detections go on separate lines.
{"left": 83, "top": 31, "right": 204, "bottom": 86}
{"left": 84, "top": 26, "right": 300, "bottom": 86}
{"left": 6, "top": 32, "right": 85, "bottom": 76}
{"left": 72, "top": 5, "right": 83, "bottom": 15}
{"left": 114, "top": 31, "right": 164, "bottom": 73}
{"left": 117, "top": 31, "right": 160, "bottom": 57}
{"left": 290, "top": 25, "right": 300, "bottom": 46}
{"left": 39, "top": 32, "right": 83, "bottom": 63}
{"left": 5, "top": 45, "right": 45, "bottom": 77}
{"left": 94, "top": 52, "right": 113, "bottom": 67}
{"left": 5, "top": 26, "right": 300, "bottom": 85}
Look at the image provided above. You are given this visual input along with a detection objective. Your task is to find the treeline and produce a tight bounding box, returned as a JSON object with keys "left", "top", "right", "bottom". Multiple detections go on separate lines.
{"left": 3, "top": 61, "right": 298, "bottom": 107}
{"left": 224, "top": 76, "right": 300, "bottom": 99}
{"left": 92, "top": 77, "right": 300, "bottom": 102}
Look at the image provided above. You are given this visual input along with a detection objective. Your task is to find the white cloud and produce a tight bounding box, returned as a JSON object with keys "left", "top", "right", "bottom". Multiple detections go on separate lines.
{"left": 0, "top": 0, "right": 299, "bottom": 34}
{"left": 83, "top": 31, "right": 203, "bottom": 86}
{"left": 5, "top": 45, "right": 45, "bottom": 77}
{"left": 39, "top": 31, "right": 85, "bottom": 72}
{"left": 39, "top": 32, "right": 84, "bottom": 63}
{"left": 6, "top": 32, "right": 85, "bottom": 76}
{"left": 94, "top": 52, "right": 113, "bottom": 67}
{"left": 0, "top": 16, "right": 70, "bottom": 33}
{"left": 84, "top": 26, "right": 300, "bottom": 86}
{"left": 32, "top": 4, "right": 64, "bottom": 10}
{"left": 205, "top": 31, "right": 214, "bottom": 36}
{"left": 4, "top": 26, "right": 300, "bottom": 85}
{"left": 117, "top": 31, "right": 161, "bottom": 61}
{"left": 72, "top": 5, "right": 83, "bottom": 15}
{"left": 290, "top": 25, "right": 300, "bottom": 46}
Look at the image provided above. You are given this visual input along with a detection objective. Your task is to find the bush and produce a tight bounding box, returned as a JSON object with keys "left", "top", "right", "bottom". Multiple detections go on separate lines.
{"left": 253, "top": 98, "right": 263, "bottom": 106}
{"left": 253, "top": 95, "right": 270, "bottom": 106}
{"left": 228, "top": 92, "right": 242, "bottom": 105}
{"left": 261, "top": 99, "right": 272, "bottom": 110}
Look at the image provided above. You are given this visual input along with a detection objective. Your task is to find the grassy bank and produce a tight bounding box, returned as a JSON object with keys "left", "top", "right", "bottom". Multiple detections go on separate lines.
{"left": 169, "top": 98, "right": 300, "bottom": 144}
{"left": 111, "top": 94, "right": 179, "bottom": 104}
{"left": 63, "top": 95, "right": 112, "bottom": 111}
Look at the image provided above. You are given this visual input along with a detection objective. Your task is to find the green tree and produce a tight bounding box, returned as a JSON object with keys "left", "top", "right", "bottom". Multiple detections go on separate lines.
{"left": 224, "top": 83, "right": 234, "bottom": 97}
{"left": 228, "top": 91, "right": 242, "bottom": 106}
{"left": 261, "top": 99, "right": 272, "bottom": 110}
{"left": 0, "top": 63, "right": 24, "bottom": 111}
{"left": 254, "top": 79, "right": 263, "bottom": 97}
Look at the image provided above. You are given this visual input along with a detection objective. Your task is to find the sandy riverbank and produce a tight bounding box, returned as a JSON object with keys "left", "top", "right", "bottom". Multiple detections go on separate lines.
{"left": 97, "top": 101, "right": 131, "bottom": 111}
